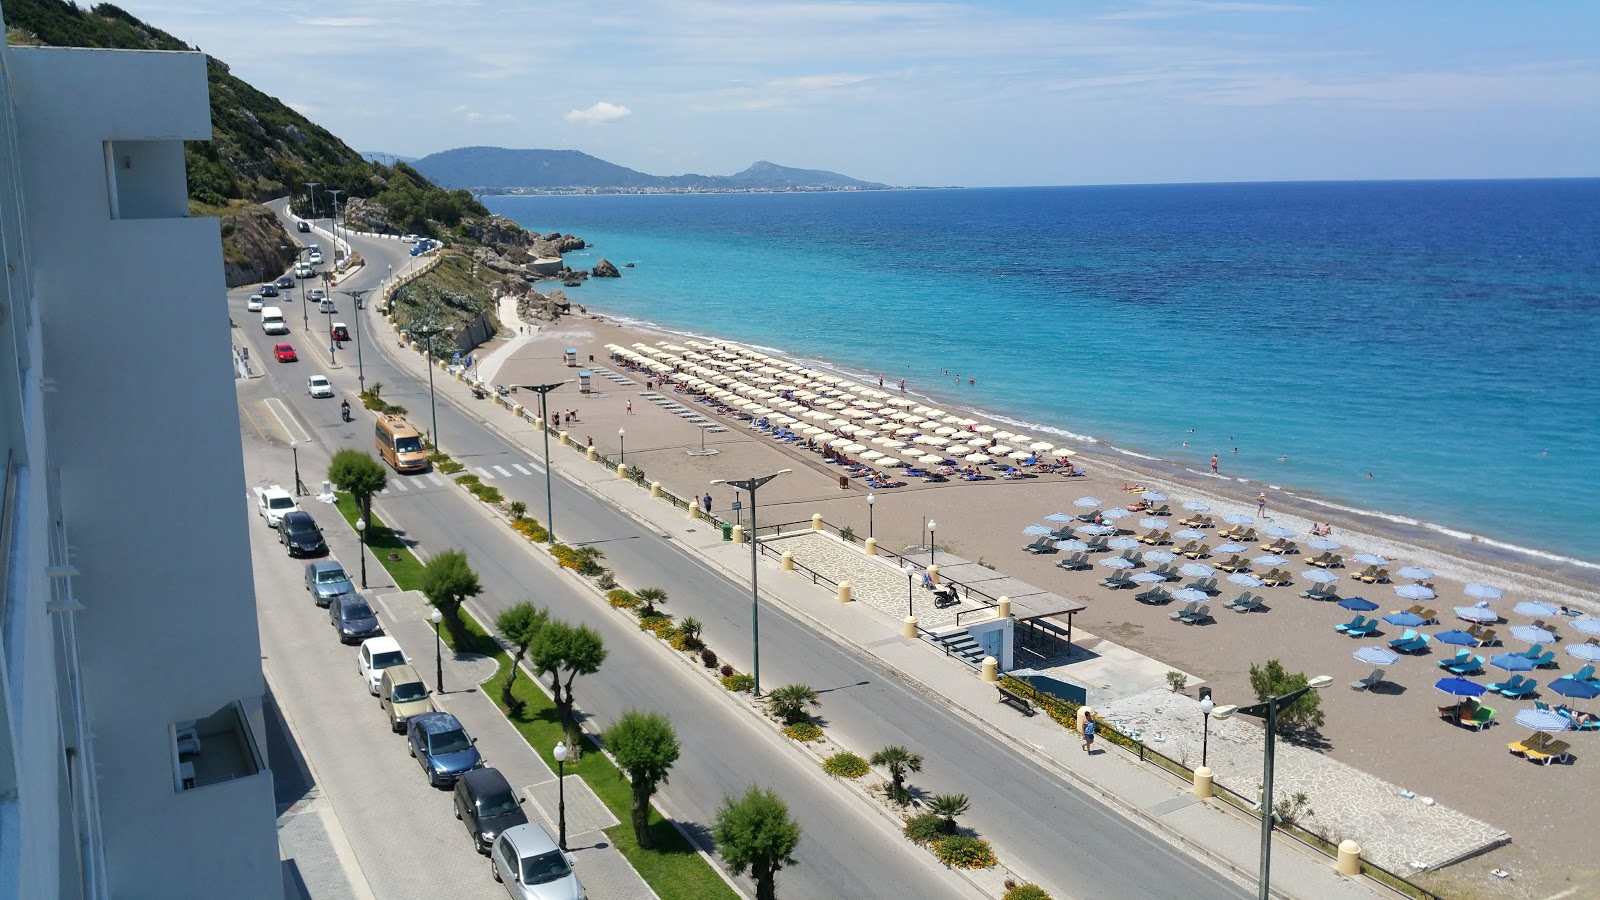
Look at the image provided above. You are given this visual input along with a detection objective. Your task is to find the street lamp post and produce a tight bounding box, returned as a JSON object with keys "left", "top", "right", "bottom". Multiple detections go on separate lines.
{"left": 1199, "top": 695, "right": 1214, "bottom": 767}
{"left": 355, "top": 516, "right": 368, "bottom": 589}
{"left": 511, "top": 382, "right": 568, "bottom": 543}
{"left": 339, "top": 290, "right": 368, "bottom": 389}
{"left": 303, "top": 181, "right": 319, "bottom": 223}
{"left": 1213, "top": 675, "right": 1333, "bottom": 900}
{"left": 904, "top": 561, "right": 916, "bottom": 617}
{"left": 929, "top": 520, "right": 937, "bottom": 564}
{"left": 618, "top": 428, "right": 625, "bottom": 464}
{"left": 324, "top": 302, "right": 337, "bottom": 363}
{"left": 709, "top": 469, "right": 791, "bottom": 697}
{"left": 429, "top": 608, "right": 445, "bottom": 694}
{"left": 410, "top": 324, "right": 455, "bottom": 452}
{"left": 295, "top": 246, "right": 311, "bottom": 330}
{"left": 327, "top": 188, "right": 344, "bottom": 259}
{"left": 552, "top": 742, "right": 569, "bottom": 850}
{"left": 867, "top": 492, "right": 875, "bottom": 538}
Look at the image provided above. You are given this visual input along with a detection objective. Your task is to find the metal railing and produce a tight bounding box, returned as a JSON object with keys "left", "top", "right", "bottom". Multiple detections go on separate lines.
{"left": 916, "top": 625, "right": 980, "bottom": 669}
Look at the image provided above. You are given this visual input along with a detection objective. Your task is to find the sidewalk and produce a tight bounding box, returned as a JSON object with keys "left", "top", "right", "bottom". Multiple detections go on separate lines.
{"left": 373, "top": 589, "right": 657, "bottom": 900}
{"left": 361, "top": 300, "right": 1388, "bottom": 900}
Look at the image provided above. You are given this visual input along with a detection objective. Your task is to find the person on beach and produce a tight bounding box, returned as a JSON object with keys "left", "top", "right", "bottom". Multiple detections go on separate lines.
{"left": 1257, "top": 493, "right": 1268, "bottom": 516}
{"left": 626, "top": 400, "right": 633, "bottom": 415}
{"left": 553, "top": 412, "right": 562, "bottom": 428}
{"left": 898, "top": 378, "right": 905, "bottom": 395}
{"left": 1211, "top": 455, "right": 1219, "bottom": 474}
{"left": 1082, "top": 714, "right": 1096, "bottom": 753}
{"left": 878, "top": 375, "right": 884, "bottom": 388}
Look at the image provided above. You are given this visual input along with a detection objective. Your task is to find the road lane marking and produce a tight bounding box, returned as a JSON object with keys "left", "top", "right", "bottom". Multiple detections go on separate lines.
{"left": 238, "top": 402, "right": 268, "bottom": 442}
{"left": 262, "top": 397, "right": 312, "bottom": 444}
{"left": 493, "top": 465, "right": 512, "bottom": 477}
{"left": 391, "top": 479, "right": 408, "bottom": 492}
{"left": 475, "top": 467, "right": 493, "bottom": 479}
{"left": 511, "top": 464, "right": 531, "bottom": 475}
{"left": 427, "top": 473, "right": 445, "bottom": 487}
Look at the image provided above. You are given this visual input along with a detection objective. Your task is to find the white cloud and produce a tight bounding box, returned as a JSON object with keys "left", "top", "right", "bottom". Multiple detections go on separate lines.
{"left": 565, "top": 101, "right": 633, "bottom": 124}
{"left": 456, "top": 105, "right": 517, "bottom": 124}
{"left": 297, "top": 17, "right": 380, "bottom": 28}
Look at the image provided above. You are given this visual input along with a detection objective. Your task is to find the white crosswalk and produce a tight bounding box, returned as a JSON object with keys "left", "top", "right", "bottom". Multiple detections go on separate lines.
{"left": 512, "top": 464, "right": 531, "bottom": 475}
{"left": 378, "top": 458, "right": 544, "bottom": 494}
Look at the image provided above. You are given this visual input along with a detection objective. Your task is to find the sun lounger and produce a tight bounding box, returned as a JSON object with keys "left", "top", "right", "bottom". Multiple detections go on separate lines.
{"left": 1084, "top": 536, "right": 1111, "bottom": 553}
{"left": 1300, "top": 583, "right": 1337, "bottom": 600}
{"left": 1148, "top": 504, "right": 1172, "bottom": 517}
{"left": 1224, "top": 592, "right": 1255, "bottom": 611}
{"left": 1562, "top": 711, "right": 1600, "bottom": 731}
{"left": 1136, "top": 587, "right": 1173, "bottom": 605}
{"left": 1336, "top": 615, "right": 1368, "bottom": 634}
{"left": 1138, "top": 529, "right": 1163, "bottom": 544}
{"left": 1352, "top": 566, "right": 1380, "bottom": 583}
{"left": 1489, "top": 674, "right": 1527, "bottom": 695}
{"left": 1023, "top": 536, "right": 1055, "bottom": 554}
{"left": 1468, "top": 626, "right": 1499, "bottom": 646}
{"left": 1099, "top": 573, "right": 1135, "bottom": 590}
{"left": 1524, "top": 739, "right": 1571, "bottom": 765}
{"left": 1307, "top": 551, "right": 1335, "bottom": 568}
{"left": 1447, "top": 655, "right": 1486, "bottom": 676}
{"left": 1529, "top": 650, "right": 1557, "bottom": 668}
{"left": 1508, "top": 732, "right": 1552, "bottom": 756}
{"left": 1217, "top": 525, "right": 1243, "bottom": 540}
{"left": 1350, "top": 668, "right": 1386, "bottom": 691}
{"left": 1182, "top": 543, "right": 1211, "bottom": 560}
{"left": 1461, "top": 705, "right": 1496, "bottom": 731}
{"left": 1347, "top": 619, "right": 1378, "bottom": 638}
{"left": 1178, "top": 514, "right": 1204, "bottom": 528}
{"left": 1417, "top": 607, "right": 1439, "bottom": 624}
{"left": 1214, "top": 555, "right": 1249, "bottom": 573}
{"left": 1056, "top": 552, "right": 1092, "bottom": 571}
{"left": 1569, "top": 665, "right": 1597, "bottom": 682}
{"left": 1180, "top": 604, "right": 1213, "bottom": 625}
{"left": 1198, "top": 516, "right": 1215, "bottom": 529}
{"left": 1259, "top": 568, "right": 1291, "bottom": 586}
{"left": 1500, "top": 678, "right": 1538, "bottom": 700}
{"left": 1388, "top": 629, "right": 1418, "bottom": 649}
{"left": 1235, "top": 594, "right": 1266, "bottom": 613}
{"left": 1169, "top": 601, "right": 1199, "bottom": 621}
{"left": 1185, "top": 577, "right": 1219, "bottom": 595}
{"left": 1438, "top": 649, "right": 1472, "bottom": 670}
{"left": 1176, "top": 540, "right": 1199, "bottom": 555}
{"left": 1235, "top": 528, "right": 1259, "bottom": 544}
{"left": 1516, "top": 644, "right": 1543, "bottom": 660}
{"left": 1149, "top": 563, "right": 1177, "bottom": 581}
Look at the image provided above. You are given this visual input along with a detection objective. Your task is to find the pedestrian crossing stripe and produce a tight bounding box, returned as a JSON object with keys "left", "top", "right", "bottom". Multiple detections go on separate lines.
{"left": 493, "top": 465, "right": 512, "bottom": 477}
{"left": 512, "top": 464, "right": 531, "bottom": 475}
{"left": 475, "top": 467, "right": 494, "bottom": 479}
{"left": 427, "top": 473, "right": 445, "bottom": 487}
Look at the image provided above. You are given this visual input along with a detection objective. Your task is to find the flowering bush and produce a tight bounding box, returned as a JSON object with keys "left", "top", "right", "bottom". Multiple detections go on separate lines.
{"left": 783, "top": 722, "right": 824, "bottom": 742}
{"left": 822, "top": 752, "right": 869, "bottom": 778}
{"left": 934, "top": 835, "right": 996, "bottom": 869}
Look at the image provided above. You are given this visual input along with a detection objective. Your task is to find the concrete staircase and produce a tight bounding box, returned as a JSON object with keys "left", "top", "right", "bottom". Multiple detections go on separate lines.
{"left": 929, "top": 626, "right": 984, "bottom": 667}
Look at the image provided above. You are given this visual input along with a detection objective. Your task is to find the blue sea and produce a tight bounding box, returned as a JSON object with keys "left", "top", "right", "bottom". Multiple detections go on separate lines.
{"left": 486, "top": 181, "right": 1600, "bottom": 566}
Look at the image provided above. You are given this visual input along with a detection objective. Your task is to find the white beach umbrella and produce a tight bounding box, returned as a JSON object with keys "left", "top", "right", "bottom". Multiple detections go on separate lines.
{"left": 1011, "top": 435, "right": 1037, "bottom": 446}
{"left": 1009, "top": 450, "right": 1033, "bottom": 461}
{"left": 935, "top": 426, "right": 959, "bottom": 436}
{"left": 829, "top": 438, "right": 852, "bottom": 448}
{"left": 964, "top": 437, "right": 990, "bottom": 448}
{"left": 975, "top": 425, "right": 997, "bottom": 434}
{"left": 1029, "top": 441, "right": 1055, "bottom": 452}
{"left": 966, "top": 453, "right": 992, "bottom": 464}
{"left": 990, "top": 445, "right": 1014, "bottom": 455}
{"left": 917, "top": 454, "right": 945, "bottom": 465}
{"left": 994, "top": 431, "right": 1017, "bottom": 441}
{"left": 879, "top": 454, "right": 905, "bottom": 467}
{"left": 859, "top": 450, "right": 883, "bottom": 461}
{"left": 800, "top": 426, "right": 825, "bottom": 436}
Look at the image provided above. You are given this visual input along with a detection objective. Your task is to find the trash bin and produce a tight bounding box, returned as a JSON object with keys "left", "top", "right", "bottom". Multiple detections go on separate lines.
{"left": 839, "top": 475, "right": 849, "bottom": 489}
{"left": 721, "top": 522, "right": 733, "bottom": 541}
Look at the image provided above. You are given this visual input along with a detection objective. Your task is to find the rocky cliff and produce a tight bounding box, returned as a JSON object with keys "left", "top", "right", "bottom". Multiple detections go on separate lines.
{"left": 216, "top": 203, "right": 299, "bottom": 287}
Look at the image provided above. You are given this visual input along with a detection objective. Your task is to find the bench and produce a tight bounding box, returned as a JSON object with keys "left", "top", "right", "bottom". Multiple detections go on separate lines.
{"left": 997, "top": 685, "right": 1036, "bottom": 716}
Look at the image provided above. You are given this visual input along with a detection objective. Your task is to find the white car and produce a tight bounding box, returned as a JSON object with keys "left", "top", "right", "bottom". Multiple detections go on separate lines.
{"left": 246, "top": 294, "right": 264, "bottom": 312}
{"left": 319, "top": 298, "right": 336, "bottom": 313}
{"left": 402, "top": 233, "right": 419, "bottom": 243}
{"left": 492, "top": 824, "right": 585, "bottom": 899}
{"left": 307, "top": 375, "right": 333, "bottom": 398}
{"left": 358, "top": 637, "right": 408, "bottom": 695}
{"left": 254, "top": 485, "right": 299, "bottom": 528}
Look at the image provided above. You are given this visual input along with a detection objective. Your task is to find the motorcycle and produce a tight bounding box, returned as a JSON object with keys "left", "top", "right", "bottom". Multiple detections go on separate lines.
{"left": 340, "top": 401, "right": 352, "bottom": 422}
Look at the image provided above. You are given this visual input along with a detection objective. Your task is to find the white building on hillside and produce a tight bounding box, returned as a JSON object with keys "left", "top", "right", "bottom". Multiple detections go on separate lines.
{"left": 0, "top": 23, "right": 279, "bottom": 900}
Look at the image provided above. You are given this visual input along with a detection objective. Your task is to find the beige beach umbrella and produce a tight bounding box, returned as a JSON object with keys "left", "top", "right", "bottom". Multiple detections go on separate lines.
{"left": 925, "top": 409, "right": 949, "bottom": 418}
{"left": 993, "top": 431, "right": 1017, "bottom": 441}
{"left": 1054, "top": 448, "right": 1074, "bottom": 457}
{"left": 839, "top": 425, "right": 861, "bottom": 435}
{"left": 965, "top": 453, "right": 992, "bottom": 464}
{"left": 870, "top": 436, "right": 896, "bottom": 447}
{"left": 934, "top": 426, "right": 958, "bottom": 436}
{"left": 1030, "top": 441, "right": 1055, "bottom": 452}
{"left": 1009, "top": 450, "right": 1034, "bottom": 461}
{"left": 917, "top": 454, "right": 945, "bottom": 465}
{"left": 829, "top": 437, "right": 852, "bottom": 448}
{"left": 878, "top": 454, "right": 904, "bottom": 467}
{"left": 941, "top": 416, "right": 964, "bottom": 426}
{"left": 859, "top": 450, "right": 883, "bottom": 461}
{"left": 1011, "top": 435, "right": 1038, "bottom": 446}
{"left": 964, "top": 437, "right": 990, "bottom": 448}
{"left": 842, "top": 443, "right": 867, "bottom": 454}
{"left": 957, "top": 418, "right": 978, "bottom": 426}
{"left": 800, "top": 426, "right": 825, "bottom": 436}
{"left": 895, "top": 426, "right": 919, "bottom": 436}
{"left": 991, "top": 444, "right": 1014, "bottom": 455}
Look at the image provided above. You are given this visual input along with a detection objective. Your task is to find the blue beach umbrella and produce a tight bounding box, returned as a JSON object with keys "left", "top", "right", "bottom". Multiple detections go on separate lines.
{"left": 1172, "top": 588, "right": 1209, "bottom": 603}
{"left": 1216, "top": 542, "right": 1248, "bottom": 553}
{"left": 1396, "top": 584, "right": 1436, "bottom": 601}
{"left": 1180, "top": 563, "right": 1216, "bottom": 578}
{"left": 1101, "top": 508, "right": 1132, "bottom": 520}
{"left": 1176, "top": 529, "right": 1207, "bottom": 540}
{"left": 1354, "top": 647, "right": 1399, "bottom": 666}
{"left": 1454, "top": 605, "right": 1499, "bottom": 624}
{"left": 1056, "top": 539, "right": 1089, "bottom": 552}
{"left": 1108, "top": 537, "right": 1141, "bottom": 551}
{"left": 1023, "top": 525, "right": 1054, "bottom": 537}
{"left": 1514, "top": 601, "right": 1558, "bottom": 617}
{"left": 1306, "top": 538, "right": 1341, "bottom": 551}
{"left": 1254, "top": 554, "right": 1288, "bottom": 567}
{"left": 1383, "top": 611, "right": 1426, "bottom": 627}
{"left": 1224, "top": 513, "right": 1254, "bottom": 526}
{"left": 1465, "top": 583, "right": 1504, "bottom": 601}
{"left": 1138, "top": 517, "right": 1167, "bottom": 530}
{"left": 1490, "top": 653, "right": 1535, "bottom": 673}
{"left": 1433, "top": 630, "right": 1479, "bottom": 646}
{"left": 1079, "top": 524, "right": 1115, "bottom": 536}
{"left": 1514, "top": 709, "right": 1570, "bottom": 732}
{"left": 1339, "top": 596, "right": 1379, "bottom": 611}
{"left": 1142, "top": 550, "right": 1177, "bottom": 564}
{"left": 1511, "top": 625, "right": 1557, "bottom": 645}
{"left": 1354, "top": 553, "right": 1391, "bottom": 567}
{"left": 1571, "top": 618, "right": 1600, "bottom": 637}
{"left": 1141, "top": 491, "right": 1169, "bottom": 502}
{"left": 1229, "top": 573, "right": 1265, "bottom": 588}
{"left": 1100, "top": 557, "right": 1136, "bottom": 570}
{"left": 1567, "top": 643, "right": 1600, "bottom": 662}
{"left": 1547, "top": 678, "right": 1600, "bottom": 700}
{"left": 1303, "top": 570, "right": 1339, "bottom": 585}
{"left": 1132, "top": 571, "right": 1168, "bottom": 584}
{"left": 1264, "top": 526, "right": 1295, "bottom": 539}
{"left": 1182, "top": 501, "right": 1210, "bottom": 511}
{"left": 1397, "top": 566, "right": 1434, "bottom": 581}
{"left": 1045, "top": 512, "right": 1075, "bottom": 523}
{"left": 1075, "top": 497, "right": 1103, "bottom": 508}
{"left": 1435, "top": 677, "right": 1486, "bottom": 698}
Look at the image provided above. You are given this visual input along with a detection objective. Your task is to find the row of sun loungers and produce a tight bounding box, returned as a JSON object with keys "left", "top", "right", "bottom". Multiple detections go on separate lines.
{"left": 1225, "top": 593, "right": 1266, "bottom": 613}
{"left": 1486, "top": 675, "right": 1539, "bottom": 699}
{"left": 1167, "top": 601, "right": 1213, "bottom": 624}
{"left": 1352, "top": 566, "right": 1390, "bottom": 583}
{"left": 1438, "top": 650, "right": 1487, "bottom": 676}
{"left": 1438, "top": 698, "right": 1496, "bottom": 731}
{"left": 1301, "top": 582, "right": 1340, "bottom": 601}
{"left": 1306, "top": 551, "right": 1345, "bottom": 569}
{"left": 1387, "top": 630, "right": 1433, "bottom": 654}
{"left": 1335, "top": 615, "right": 1379, "bottom": 637}
{"left": 1508, "top": 732, "right": 1572, "bottom": 764}
{"left": 1178, "top": 514, "right": 1215, "bottom": 529}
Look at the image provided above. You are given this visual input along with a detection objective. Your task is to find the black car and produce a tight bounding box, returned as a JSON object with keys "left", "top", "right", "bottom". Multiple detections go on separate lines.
{"left": 278, "top": 511, "right": 326, "bottom": 557}
{"left": 296, "top": 220, "right": 311, "bottom": 232}
{"left": 275, "top": 275, "right": 295, "bottom": 290}
{"left": 453, "top": 767, "right": 528, "bottom": 853}
{"left": 259, "top": 283, "right": 279, "bottom": 297}
{"left": 329, "top": 593, "right": 381, "bottom": 644}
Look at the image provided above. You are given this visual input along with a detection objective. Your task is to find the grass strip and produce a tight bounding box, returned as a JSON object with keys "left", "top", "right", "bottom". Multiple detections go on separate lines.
{"left": 331, "top": 493, "right": 736, "bottom": 900}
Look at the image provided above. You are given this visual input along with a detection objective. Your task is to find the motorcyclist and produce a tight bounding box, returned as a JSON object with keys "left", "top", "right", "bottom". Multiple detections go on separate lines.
{"left": 340, "top": 399, "right": 351, "bottom": 421}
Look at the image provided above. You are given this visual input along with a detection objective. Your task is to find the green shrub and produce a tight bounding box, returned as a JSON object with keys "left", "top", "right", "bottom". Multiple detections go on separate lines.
{"left": 427, "top": 451, "right": 453, "bottom": 464}
{"left": 934, "top": 835, "right": 996, "bottom": 869}
{"left": 437, "top": 460, "right": 465, "bottom": 474}
{"left": 821, "top": 752, "right": 869, "bottom": 779}
{"left": 468, "top": 484, "right": 503, "bottom": 503}
{"left": 454, "top": 474, "right": 480, "bottom": 487}
{"left": 607, "top": 589, "right": 640, "bottom": 610}
{"left": 638, "top": 616, "right": 673, "bottom": 634}
{"left": 596, "top": 570, "right": 617, "bottom": 590}
{"left": 903, "top": 813, "right": 946, "bottom": 846}
{"left": 1003, "top": 884, "right": 1053, "bottom": 900}
{"left": 782, "top": 722, "right": 824, "bottom": 742}
{"left": 510, "top": 519, "right": 549, "bottom": 542}
{"left": 508, "top": 501, "right": 526, "bottom": 520}
{"left": 721, "top": 673, "right": 754, "bottom": 692}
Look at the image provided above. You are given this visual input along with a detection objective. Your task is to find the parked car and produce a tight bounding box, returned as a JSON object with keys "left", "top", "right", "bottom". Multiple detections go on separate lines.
{"left": 259, "top": 283, "right": 279, "bottom": 297}
{"left": 275, "top": 275, "right": 295, "bottom": 290}
{"left": 331, "top": 323, "right": 350, "bottom": 342}
{"left": 358, "top": 637, "right": 407, "bottom": 695}
{"left": 255, "top": 485, "right": 298, "bottom": 528}
{"left": 407, "top": 712, "right": 481, "bottom": 787}
{"left": 490, "top": 824, "right": 584, "bottom": 899}
{"left": 307, "top": 375, "right": 333, "bottom": 398}
{"left": 454, "top": 767, "right": 528, "bottom": 854}
{"left": 246, "top": 293, "right": 264, "bottom": 312}
{"left": 379, "top": 664, "right": 435, "bottom": 733}
{"left": 296, "top": 220, "right": 311, "bottom": 233}
{"left": 274, "top": 343, "right": 298, "bottom": 363}
{"left": 330, "top": 593, "right": 381, "bottom": 644}
{"left": 304, "top": 560, "right": 353, "bottom": 607}
{"left": 402, "top": 233, "right": 419, "bottom": 243}
{"left": 279, "top": 511, "right": 326, "bottom": 557}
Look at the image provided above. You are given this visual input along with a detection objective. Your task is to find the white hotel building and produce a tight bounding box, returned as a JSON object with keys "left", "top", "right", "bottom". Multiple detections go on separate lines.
{"left": 0, "top": 19, "right": 279, "bottom": 900}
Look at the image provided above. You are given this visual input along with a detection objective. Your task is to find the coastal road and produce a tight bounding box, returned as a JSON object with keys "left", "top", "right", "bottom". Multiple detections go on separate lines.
{"left": 248, "top": 205, "right": 1248, "bottom": 899}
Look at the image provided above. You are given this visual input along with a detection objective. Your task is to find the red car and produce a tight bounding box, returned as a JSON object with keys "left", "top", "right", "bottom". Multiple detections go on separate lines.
{"left": 274, "top": 343, "right": 298, "bottom": 363}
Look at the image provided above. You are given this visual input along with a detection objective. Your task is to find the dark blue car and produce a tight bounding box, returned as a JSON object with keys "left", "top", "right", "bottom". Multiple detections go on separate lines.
{"left": 407, "top": 712, "right": 482, "bottom": 787}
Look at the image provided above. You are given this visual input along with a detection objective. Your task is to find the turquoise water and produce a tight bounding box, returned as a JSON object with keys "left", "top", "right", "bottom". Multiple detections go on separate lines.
{"left": 486, "top": 181, "right": 1600, "bottom": 564}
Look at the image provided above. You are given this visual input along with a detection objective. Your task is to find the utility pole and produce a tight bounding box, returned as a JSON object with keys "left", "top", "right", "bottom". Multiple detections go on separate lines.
{"left": 302, "top": 181, "right": 319, "bottom": 222}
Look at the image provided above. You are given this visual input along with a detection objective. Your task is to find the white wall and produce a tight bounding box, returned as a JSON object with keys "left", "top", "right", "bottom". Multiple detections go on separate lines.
{"left": 966, "top": 619, "right": 1014, "bottom": 671}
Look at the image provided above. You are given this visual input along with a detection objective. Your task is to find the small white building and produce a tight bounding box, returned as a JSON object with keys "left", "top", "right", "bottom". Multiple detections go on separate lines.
{"left": 0, "top": 24, "right": 278, "bottom": 900}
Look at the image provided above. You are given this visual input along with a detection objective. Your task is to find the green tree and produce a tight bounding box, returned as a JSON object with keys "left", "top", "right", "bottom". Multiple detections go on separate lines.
{"left": 766, "top": 684, "right": 819, "bottom": 726}
{"left": 604, "top": 710, "right": 681, "bottom": 850}
{"left": 871, "top": 745, "right": 923, "bottom": 806}
{"left": 495, "top": 602, "right": 548, "bottom": 712}
{"left": 712, "top": 786, "right": 802, "bottom": 900}
{"left": 327, "top": 449, "right": 387, "bottom": 521}
{"left": 568, "top": 545, "right": 605, "bottom": 576}
{"left": 635, "top": 587, "right": 668, "bottom": 616}
{"left": 533, "top": 621, "right": 608, "bottom": 726}
{"left": 927, "top": 793, "right": 970, "bottom": 833}
{"left": 419, "top": 549, "right": 481, "bottom": 648}
{"left": 1248, "top": 659, "right": 1327, "bottom": 734}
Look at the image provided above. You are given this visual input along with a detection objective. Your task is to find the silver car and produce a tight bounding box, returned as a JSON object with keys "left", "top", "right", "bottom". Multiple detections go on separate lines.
{"left": 304, "top": 560, "right": 353, "bottom": 607}
{"left": 491, "top": 824, "right": 585, "bottom": 900}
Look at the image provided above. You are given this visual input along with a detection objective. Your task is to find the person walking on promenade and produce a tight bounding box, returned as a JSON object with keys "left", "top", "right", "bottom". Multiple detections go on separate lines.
{"left": 1211, "top": 454, "right": 1219, "bottom": 474}
{"left": 1257, "top": 492, "right": 1268, "bottom": 517}
{"left": 626, "top": 399, "right": 633, "bottom": 415}
{"left": 1082, "top": 714, "right": 1097, "bottom": 753}
{"left": 701, "top": 493, "right": 713, "bottom": 516}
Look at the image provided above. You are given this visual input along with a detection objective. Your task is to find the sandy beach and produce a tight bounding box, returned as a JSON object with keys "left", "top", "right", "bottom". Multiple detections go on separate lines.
{"left": 481, "top": 309, "right": 1600, "bottom": 894}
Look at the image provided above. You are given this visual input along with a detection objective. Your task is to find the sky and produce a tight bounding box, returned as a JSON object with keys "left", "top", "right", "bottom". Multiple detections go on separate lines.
{"left": 114, "top": 0, "right": 1599, "bottom": 187}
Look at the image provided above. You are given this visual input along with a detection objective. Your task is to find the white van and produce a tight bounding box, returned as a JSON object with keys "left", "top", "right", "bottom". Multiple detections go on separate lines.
{"left": 261, "top": 306, "right": 288, "bottom": 335}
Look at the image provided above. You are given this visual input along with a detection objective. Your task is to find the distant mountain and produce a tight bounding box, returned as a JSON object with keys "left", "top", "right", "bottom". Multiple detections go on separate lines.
{"left": 362, "top": 151, "right": 419, "bottom": 166}
{"left": 412, "top": 146, "right": 890, "bottom": 193}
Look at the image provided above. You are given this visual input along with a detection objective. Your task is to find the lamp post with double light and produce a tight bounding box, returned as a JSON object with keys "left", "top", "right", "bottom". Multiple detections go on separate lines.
{"left": 552, "top": 742, "right": 569, "bottom": 850}
{"left": 326, "top": 188, "right": 344, "bottom": 260}
{"left": 338, "top": 289, "right": 368, "bottom": 389}
{"left": 409, "top": 323, "right": 455, "bottom": 451}
{"left": 510, "top": 382, "right": 568, "bottom": 543}
{"left": 1212, "top": 674, "right": 1333, "bottom": 900}
{"left": 429, "top": 608, "right": 445, "bottom": 694}
{"left": 710, "top": 469, "right": 791, "bottom": 697}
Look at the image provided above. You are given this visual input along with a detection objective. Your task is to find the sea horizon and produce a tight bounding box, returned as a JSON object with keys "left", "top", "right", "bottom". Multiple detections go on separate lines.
{"left": 486, "top": 179, "right": 1600, "bottom": 567}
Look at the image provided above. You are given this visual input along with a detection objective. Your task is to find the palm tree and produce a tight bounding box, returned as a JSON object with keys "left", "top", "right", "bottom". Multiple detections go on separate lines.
{"left": 766, "top": 684, "right": 818, "bottom": 726}
{"left": 927, "top": 793, "right": 970, "bottom": 833}
{"left": 871, "top": 745, "right": 923, "bottom": 805}
{"left": 678, "top": 616, "right": 704, "bottom": 649}
{"left": 569, "top": 545, "right": 605, "bottom": 576}
{"left": 635, "top": 587, "right": 668, "bottom": 617}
